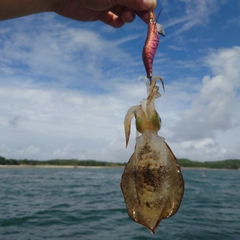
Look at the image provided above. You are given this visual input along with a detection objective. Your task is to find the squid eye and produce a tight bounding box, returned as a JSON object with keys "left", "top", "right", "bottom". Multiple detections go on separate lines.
{"left": 136, "top": 117, "right": 142, "bottom": 132}
{"left": 151, "top": 112, "right": 161, "bottom": 130}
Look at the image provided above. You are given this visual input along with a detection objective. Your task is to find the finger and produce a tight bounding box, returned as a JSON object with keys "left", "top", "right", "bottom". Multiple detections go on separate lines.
{"left": 136, "top": 10, "right": 150, "bottom": 24}
{"left": 100, "top": 7, "right": 136, "bottom": 28}
{"left": 111, "top": 0, "right": 156, "bottom": 11}
{"left": 110, "top": 5, "right": 125, "bottom": 17}
{"left": 111, "top": 6, "right": 136, "bottom": 23}
{"left": 99, "top": 11, "right": 125, "bottom": 28}
{"left": 121, "top": 10, "right": 136, "bottom": 23}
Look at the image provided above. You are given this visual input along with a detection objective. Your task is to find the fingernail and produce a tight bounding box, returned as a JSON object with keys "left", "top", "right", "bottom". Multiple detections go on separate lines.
{"left": 142, "top": 0, "right": 155, "bottom": 10}
{"left": 127, "top": 14, "right": 135, "bottom": 23}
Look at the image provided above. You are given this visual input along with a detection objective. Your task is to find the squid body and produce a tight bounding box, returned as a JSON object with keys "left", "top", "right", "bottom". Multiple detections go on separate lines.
{"left": 120, "top": 78, "right": 184, "bottom": 234}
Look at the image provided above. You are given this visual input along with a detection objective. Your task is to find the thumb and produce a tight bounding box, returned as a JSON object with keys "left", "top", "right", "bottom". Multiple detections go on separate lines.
{"left": 112, "top": 0, "right": 156, "bottom": 11}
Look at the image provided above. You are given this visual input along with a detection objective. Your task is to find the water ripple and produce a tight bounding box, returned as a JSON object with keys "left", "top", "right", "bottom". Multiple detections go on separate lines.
{"left": 0, "top": 168, "right": 239, "bottom": 240}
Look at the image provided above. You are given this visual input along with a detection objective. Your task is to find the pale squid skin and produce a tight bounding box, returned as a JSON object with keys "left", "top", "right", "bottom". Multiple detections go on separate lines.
{"left": 121, "top": 77, "right": 184, "bottom": 234}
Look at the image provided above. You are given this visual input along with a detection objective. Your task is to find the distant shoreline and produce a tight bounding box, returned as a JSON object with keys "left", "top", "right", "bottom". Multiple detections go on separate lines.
{"left": 1, "top": 157, "right": 239, "bottom": 169}
{"left": 0, "top": 165, "right": 123, "bottom": 169}
{"left": 0, "top": 165, "right": 238, "bottom": 170}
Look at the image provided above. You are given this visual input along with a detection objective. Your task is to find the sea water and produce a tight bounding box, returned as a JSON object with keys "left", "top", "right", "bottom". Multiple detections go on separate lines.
{"left": 0, "top": 168, "right": 239, "bottom": 240}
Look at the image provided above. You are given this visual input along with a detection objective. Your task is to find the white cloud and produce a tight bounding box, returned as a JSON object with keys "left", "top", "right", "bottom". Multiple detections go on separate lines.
{"left": 0, "top": 14, "right": 144, "bottom": 162}
{"left": 0, "top": 78, "right": 145, "bottom": 161}
{"left": 0, "top": 10, "right": 239, "bottom": 163}
{"left": 168, "top": 46, "right": 240, "bottom": 160}
{"left": 0, "top": 14, "right": 134, "bottom": 88}
{"left": 162, "top": 0, "right": 227, "bottom": 35}
{"left": 0, "top": 144, "right": 40, "bottom": 160}
{"left": 1, "top": 46, "right": 239, "bottom": 162}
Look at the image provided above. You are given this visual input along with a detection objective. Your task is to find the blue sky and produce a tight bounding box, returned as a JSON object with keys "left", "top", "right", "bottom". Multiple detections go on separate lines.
{"left": 0, "top": 0, "right": 239, "bottom": 162}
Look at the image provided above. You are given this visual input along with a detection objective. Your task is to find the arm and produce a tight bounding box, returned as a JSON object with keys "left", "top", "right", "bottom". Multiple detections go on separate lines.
{"left": 0, "top": 0, "right": 54, "bottom": 21}
{"left": 0, "top": 0, "right": 156, "bottom": 28}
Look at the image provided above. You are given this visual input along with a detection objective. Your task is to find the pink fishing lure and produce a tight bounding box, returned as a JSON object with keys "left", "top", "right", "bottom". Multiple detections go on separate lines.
{"left": 142, "top": 11, "right": 165, "bottom": 81}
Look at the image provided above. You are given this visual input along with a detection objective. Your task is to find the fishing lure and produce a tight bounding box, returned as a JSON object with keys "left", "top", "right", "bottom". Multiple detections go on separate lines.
{"left": 142, "top": 10, "right": 165, "bottom": 82}
{"left": 121, "top": 78, "right": 184, "bottom": 234}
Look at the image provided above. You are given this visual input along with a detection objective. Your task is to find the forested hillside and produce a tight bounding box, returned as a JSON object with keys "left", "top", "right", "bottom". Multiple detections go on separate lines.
{"left": 0, "top": 156, "right": 239, "bottom": 169}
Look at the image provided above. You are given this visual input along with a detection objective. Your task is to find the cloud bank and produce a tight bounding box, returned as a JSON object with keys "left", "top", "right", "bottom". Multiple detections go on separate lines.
{"left": 0, "top": 4, "right": 239, "bottom": 162}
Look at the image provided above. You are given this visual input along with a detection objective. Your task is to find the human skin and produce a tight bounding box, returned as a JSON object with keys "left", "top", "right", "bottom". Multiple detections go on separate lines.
{"left": 0, "top": 0, "right": 156, "bottom": 28}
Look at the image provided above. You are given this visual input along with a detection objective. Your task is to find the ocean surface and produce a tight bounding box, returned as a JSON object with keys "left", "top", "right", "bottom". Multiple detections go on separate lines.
{"left": 0, "top": 167, "right": 239, "bottom": 240}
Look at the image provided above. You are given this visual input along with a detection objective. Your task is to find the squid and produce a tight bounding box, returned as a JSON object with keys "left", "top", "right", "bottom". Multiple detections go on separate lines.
{"left": 120, "top": 77, "right": 184, "bottom": 234}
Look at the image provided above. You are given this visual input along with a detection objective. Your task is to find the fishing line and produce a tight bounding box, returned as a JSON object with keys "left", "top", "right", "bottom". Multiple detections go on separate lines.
{"left": 158, "top": 1, "right": 228, "bottom": 139}
{"left": 159, "top": 0, "right": 202, "bottom": 79}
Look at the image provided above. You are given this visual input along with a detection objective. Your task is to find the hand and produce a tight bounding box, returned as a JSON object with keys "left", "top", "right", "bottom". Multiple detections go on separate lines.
{"left": 54, "top": 0, "right": 157, "bottom": 28}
